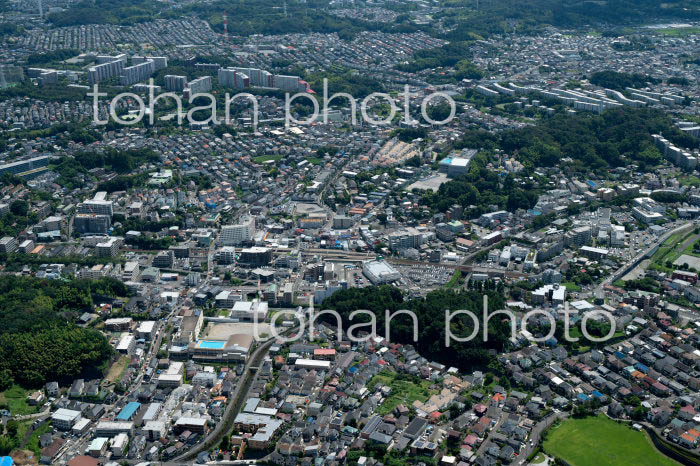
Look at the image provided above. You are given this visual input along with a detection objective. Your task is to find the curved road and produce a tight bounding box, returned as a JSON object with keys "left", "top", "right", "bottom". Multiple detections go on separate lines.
{"left": 173, "top": 325, "right": 299, "bottom": 462}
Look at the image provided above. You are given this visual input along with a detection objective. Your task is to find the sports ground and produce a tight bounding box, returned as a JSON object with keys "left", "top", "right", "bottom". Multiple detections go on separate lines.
{"left": 543, "top": 415, "right": 680, "bottom": 466}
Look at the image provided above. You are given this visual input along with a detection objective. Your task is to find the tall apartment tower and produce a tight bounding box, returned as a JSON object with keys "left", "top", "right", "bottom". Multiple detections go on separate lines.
{"left": 220, "top": 216, "right": 255, "bottom": 246}
{"left": 164, "top": 75, "right": 187, "bottom": 92}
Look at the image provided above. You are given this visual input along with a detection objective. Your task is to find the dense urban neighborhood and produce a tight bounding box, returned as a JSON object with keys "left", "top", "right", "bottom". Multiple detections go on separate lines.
{"left": 0, "top": 1, "right": 700, "bottom": 466}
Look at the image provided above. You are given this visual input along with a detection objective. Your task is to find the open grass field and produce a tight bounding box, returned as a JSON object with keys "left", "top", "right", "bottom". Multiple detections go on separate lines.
{"left": 562, "top": 281, "right": 581, "bottom": 292}
{"left": 679, "top": 175, "right": 700, "bottom": 188}
{"left": 656, "top": 27, "right": 700, "bottom": 37}
{"left": 305, "top": 157, "right": 324, "bottom": 165}
{"left": 368, "top": 371, "right": 434, "bottom": 415}
{"left": 252, "top": 154, "right": 283, "bottom": 163}
{"left": 104, "top": 355, "right": 130, "bottom": 384}
{"left": 544, "top": 415, "right": 680, "bottom": 466}
{"left": 650, "top": 229, "right": 698, "bottom": 272}
{"left": 0, "top": 386, "right": 38, "bottom": 416}
{"left": 25, "top": 421, "right": 52, "bottom": 455}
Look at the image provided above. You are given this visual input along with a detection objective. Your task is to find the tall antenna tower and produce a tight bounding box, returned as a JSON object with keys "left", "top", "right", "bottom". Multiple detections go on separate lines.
{"left": 476, "top": 0, "right": 479, "bottom": 11}
{"left": 284, "top": 0, "right": 288, "bottom": 18}
{"left": 223, "top": 14, "right": 228, "bottom": 39}
{"left": 38, "top": 0, "right": 43, "bottom": 19}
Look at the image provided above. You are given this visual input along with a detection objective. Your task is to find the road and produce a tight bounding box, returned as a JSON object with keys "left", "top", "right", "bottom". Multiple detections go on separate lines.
{"left": 172, "top": 323, "right": 300, "bottom": 462}
{"left": 517, "top": 411, "right": 567, "bottom": 465}
{"left": 12, "top": 406, "right": 50, "bottom": 421}
{"left": 597, "top": 221, "right": 697, "bottom": 293}
{"left": 287, "top": 248, "right": 532, "bottom": 279}
{"left": 54, "top": 311, "right": 176, "bottom": 464}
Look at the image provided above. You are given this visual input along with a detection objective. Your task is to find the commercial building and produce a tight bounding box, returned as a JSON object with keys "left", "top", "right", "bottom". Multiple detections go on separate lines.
{"left": 332, "top": 215, "right": 354, "bottom": 229}
{"left": 363, "top": 260, "right": 401, "bottom": 285}
{"left": 633, "top": 207, "right": 664, "bottom": 224}
{"left": 140, "top": 267, "right": 160, "bottom": 282}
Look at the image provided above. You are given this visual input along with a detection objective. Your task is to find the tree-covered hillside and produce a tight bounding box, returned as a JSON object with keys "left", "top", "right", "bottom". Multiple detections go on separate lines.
{"left": 423, "top": 107, "right": 699, "bottom": 214}
{"left": 438, "top": 0, "right": 700, "bottom": 40}
{"left": 46, "top": 0, "right": 700, "bottom": 35}
{"left": 0, "top": 276, "right": 125, "bottom": 388}
{"left": 321, "top": 286, "right": 509, "bottom": 372}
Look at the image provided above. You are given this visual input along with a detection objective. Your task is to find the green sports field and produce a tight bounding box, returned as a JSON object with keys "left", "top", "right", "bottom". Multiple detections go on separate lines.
{"left": 543, "top": 415, "right": 680, "bottom": 466}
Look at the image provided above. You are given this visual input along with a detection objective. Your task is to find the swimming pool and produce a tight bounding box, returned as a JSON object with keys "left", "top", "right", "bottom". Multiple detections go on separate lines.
{"left": 197, "top": 340, "right": 226, "bottom": 349}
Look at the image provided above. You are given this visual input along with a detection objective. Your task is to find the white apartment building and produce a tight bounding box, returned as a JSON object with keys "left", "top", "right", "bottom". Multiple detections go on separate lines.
{"left": 96, "top": 237, "right": 120, "bottom": 257}
{"left": 52, "top": 408, "right": 82, "bottom": 430}
{"left": 221, "top": 216, "right": 255, "bottom": 246}
{"left": 78, "top": 199, "right": 114, "bottom": 217}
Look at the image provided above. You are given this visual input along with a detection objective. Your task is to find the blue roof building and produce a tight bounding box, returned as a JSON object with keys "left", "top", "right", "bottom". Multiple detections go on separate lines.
{"left": 116, "top": 401, "right": 141, "bottom": 421}
{"left": 634, "top": 363, "right": 650, "bottom": 374}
